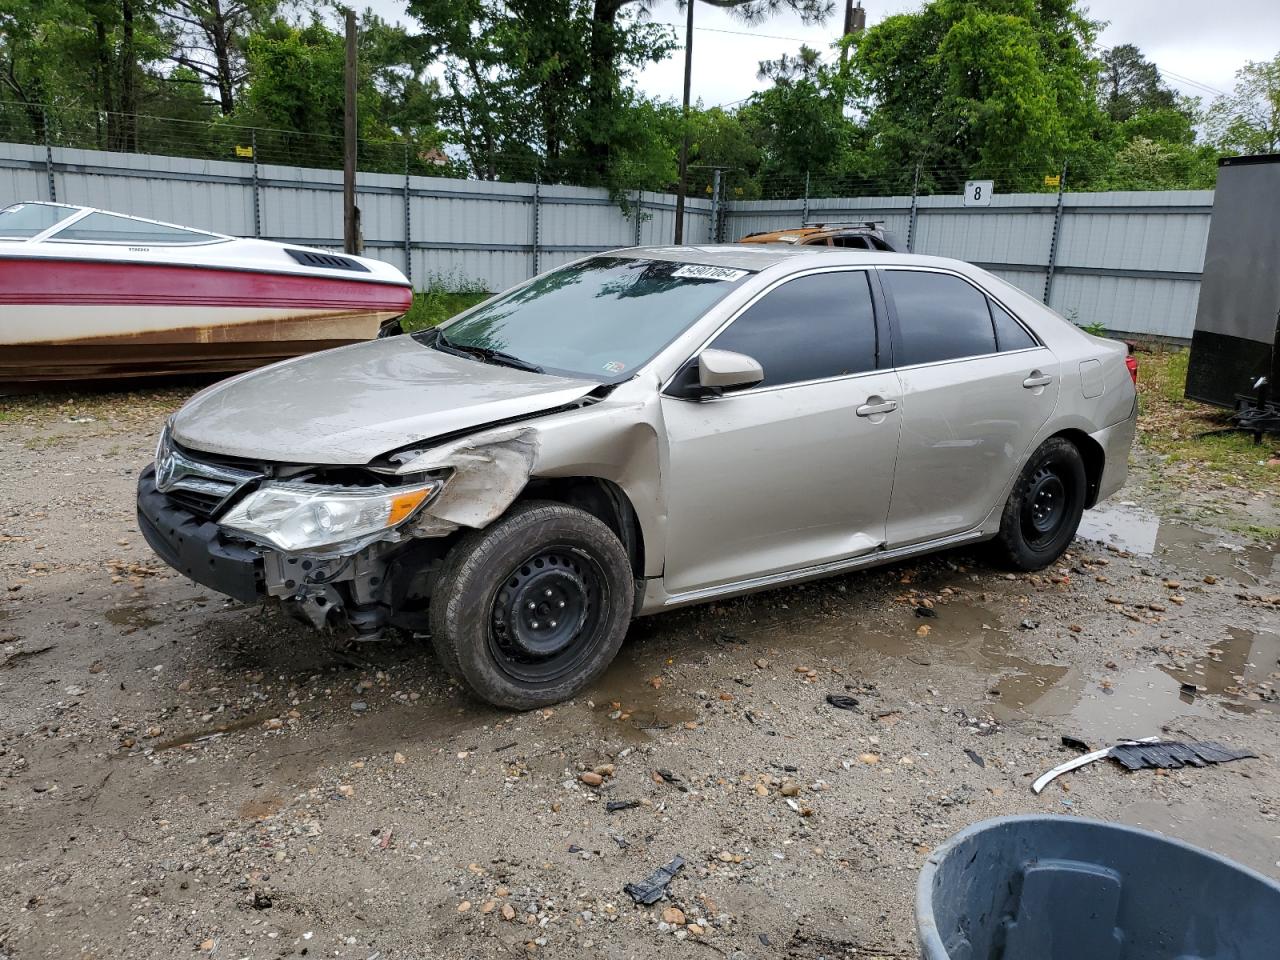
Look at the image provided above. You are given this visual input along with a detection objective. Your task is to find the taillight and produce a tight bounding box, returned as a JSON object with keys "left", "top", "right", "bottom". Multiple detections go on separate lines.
{"left": 1125, "top": 354, "right": 1138, "bottom": 384}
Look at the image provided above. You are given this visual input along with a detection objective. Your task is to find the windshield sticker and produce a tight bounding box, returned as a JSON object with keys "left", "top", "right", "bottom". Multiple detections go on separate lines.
{"left": 672, "top": 264, "right": 749, "bottom": 282}
{"left": 603, "top": 360, "right": 626, "bottom": 374}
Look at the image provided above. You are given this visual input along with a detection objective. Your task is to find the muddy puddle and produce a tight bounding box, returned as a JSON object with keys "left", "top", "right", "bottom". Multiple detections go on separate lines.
{"left": 584, "top": 636, "right": 700, "bottom": 741}
{"left": 708, "top": 583, "right": 1277, "bottom": 745}
{"left": 104, "top": 603, "right": 163, "bottom": 632}
{"left": 1077, "top": 501, "right": 1277, "bottom": 583}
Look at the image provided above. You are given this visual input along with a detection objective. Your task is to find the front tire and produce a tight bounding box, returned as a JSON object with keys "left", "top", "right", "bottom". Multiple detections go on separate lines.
{"left": 428, "top": 501, "right": 634, "bottom": 709}
{"left": 991, "top": 437, "right": 1087, "bottom": 571}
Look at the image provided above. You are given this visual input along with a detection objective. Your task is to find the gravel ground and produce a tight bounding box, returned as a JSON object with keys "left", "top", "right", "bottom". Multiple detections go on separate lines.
{"left": 1, "top": 389, "right": 1277, "bottom": 960}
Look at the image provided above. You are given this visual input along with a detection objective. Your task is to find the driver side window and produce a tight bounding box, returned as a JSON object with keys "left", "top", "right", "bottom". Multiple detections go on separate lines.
{"left": 709, "top": 271, "right": 878, "bottom": 388}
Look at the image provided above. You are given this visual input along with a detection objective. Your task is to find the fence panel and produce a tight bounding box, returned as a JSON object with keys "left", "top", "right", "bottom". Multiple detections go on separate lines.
{"left": 0, "top": 139, "right": 1214, "bottom": 339}
{"left": 0, "top": 142, "right": 52, "bottom": 202}
{"left": 725, "top": 189, "right": 1213, "bottom": 339}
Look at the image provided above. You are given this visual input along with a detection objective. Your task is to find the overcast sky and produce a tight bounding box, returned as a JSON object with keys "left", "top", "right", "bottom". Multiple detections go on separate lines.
{"left": 363, "top": 0, "right": 1279, "bottom": 108}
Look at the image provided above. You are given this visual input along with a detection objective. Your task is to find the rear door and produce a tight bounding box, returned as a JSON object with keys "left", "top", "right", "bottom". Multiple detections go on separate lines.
{"left": 880, "top": 267, "right": 1060, "bottom": 547}
{"left": 659, "top": 269, "right": 901, "bottom": 595}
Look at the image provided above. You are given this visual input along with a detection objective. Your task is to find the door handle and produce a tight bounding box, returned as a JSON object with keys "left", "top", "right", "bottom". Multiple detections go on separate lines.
{"left": 856, "top": 398, "right": 898, "bottom": 417}
{"left": 1022, "top": 372, "right": 1053, "bottom": 388}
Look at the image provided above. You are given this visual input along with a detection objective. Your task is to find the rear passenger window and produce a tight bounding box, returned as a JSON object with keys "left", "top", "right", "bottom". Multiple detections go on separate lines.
{"left": 711, "top": 271, "right": 877, "bottom": 387}
{"left": 990, "top": 300, "right": 1038, "bottom": 351}
{"left": 887, "top": 270, "right": 997, "bottom": 365}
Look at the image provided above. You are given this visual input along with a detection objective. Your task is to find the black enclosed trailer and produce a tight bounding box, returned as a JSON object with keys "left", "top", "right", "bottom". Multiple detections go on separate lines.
{"left": 1185, "top": 154, "right": 1280, "bottom": 409}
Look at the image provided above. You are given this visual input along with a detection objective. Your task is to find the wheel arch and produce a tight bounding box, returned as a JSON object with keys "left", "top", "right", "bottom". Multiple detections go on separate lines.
{"left": 1048, "top": 427, "right": 1105, "bottom": 508}
{"left": 517, "top": 476, "right": 646, "bottom": 579}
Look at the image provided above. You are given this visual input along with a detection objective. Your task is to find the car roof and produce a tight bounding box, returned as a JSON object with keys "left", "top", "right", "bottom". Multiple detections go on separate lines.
{"left": 611, "top": 244, "right": 964, "bottom": 274}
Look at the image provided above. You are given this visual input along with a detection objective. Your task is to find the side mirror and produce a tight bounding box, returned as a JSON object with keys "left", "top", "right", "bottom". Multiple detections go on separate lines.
{"left": 698, "top": 349, "right": 764, "bottom": 393}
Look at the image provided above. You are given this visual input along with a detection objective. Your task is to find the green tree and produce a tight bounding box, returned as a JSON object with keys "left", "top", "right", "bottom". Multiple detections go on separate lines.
{"left": 581, "top": 1, "right": 833, "bottom": 179}
{"left": 407, "top": 0, "right": 673, "bottom": 183}
{"left": 849, "top": 0, "right": 1109, "bottom": 193}
{"left": 1098, "top": 43, "right": 1175, "bottom": 122}
{"left": 739, "top": 44, "right": 862, "bottom": 196}
{"left": 1206, "top": 53, "right": 1280, "bottom": 155}
{"left": 157, "top": 0, "right": 279, "bottom": 114}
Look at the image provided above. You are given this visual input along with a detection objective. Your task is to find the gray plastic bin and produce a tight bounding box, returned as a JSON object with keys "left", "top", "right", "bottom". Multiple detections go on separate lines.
{"left": 917, "top": 815, "right": 1280, "bottom": 960}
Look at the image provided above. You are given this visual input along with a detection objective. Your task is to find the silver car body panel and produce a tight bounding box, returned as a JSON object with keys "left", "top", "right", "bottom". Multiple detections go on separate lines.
{"left": 163, "top": 245, "right": 1137, "bottom": 615}
{"left": 171, "top": 336, "right": 599, "bottom": 464}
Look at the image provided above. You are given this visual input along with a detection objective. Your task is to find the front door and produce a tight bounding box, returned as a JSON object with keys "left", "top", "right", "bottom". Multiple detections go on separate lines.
{"left": 659, "top": 269, "right": 902, "bottom": 596}
{"left": 879, "top": 268, "right": 1060, "bottom": 547}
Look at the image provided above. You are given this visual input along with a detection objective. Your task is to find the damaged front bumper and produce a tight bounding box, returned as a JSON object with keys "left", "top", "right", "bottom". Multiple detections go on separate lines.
{"left": 137, "top": 465, "right": 446, "bottom": 634}
{"left": 137, "top": 466, "right": 265, "bottom": 604}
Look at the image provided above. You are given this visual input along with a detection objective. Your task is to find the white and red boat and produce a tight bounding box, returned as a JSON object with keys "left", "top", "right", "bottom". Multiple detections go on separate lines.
{"left": 0, "top": 201, "right": 413, "bottom": 385}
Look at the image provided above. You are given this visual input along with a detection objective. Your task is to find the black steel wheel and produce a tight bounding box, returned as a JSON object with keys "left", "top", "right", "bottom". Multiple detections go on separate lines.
{"left": 1021, "top": 466, "right": 1068, "bottom": 547}
{"left": 489, "top": 546, "right": 607, "bottom": 684}
{"left": 429, "top": 501, "right": 633, "bottom": 709}
{"left": 992, "top": 437, "right": 1087, "bottom": 571}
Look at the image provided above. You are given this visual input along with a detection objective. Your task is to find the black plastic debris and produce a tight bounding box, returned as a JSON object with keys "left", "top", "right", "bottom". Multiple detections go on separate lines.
{"left": 623, "top": 855, "right": 686, "bottom": 905}
{"left": 653, "top": 768, "right": 688, "bottom": 792}
{"left": 1061, "top": 735, "right": 1091, "bottom": 753}
{"left": 1109, "top": 740, "right": 1255, "bottom": 771}
{"left": 964, "top": 749, "right": 985, "bottom": 768}
{"left": 914, "top": 605, "right": 938, "bottom": 618}
{"left": 1033, "top": 737, "right": 1255, "bottom": 793}
{"left": 825, "top": 694, "right": 859, "bottom": 711}
{"left": 606, "top": 800, "right": 641, "bottom": 813}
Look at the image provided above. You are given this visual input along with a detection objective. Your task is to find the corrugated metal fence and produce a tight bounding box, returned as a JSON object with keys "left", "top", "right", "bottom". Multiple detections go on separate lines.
{"left": 2, "top": 140, "right": 1212, "bottom": 339}
{"left": 728, "top": 192, "right": 1212, "bottom": 340}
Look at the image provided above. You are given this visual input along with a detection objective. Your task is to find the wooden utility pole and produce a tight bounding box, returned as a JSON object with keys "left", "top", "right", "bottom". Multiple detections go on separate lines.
{"left": 343, "top": 7, "right": 360, "bottom": 255}
{"left": 840, "top": 1, "right": 866, "bottom": 66}
{"left": 673, "top": 0, "right": 694, "bottom": 245}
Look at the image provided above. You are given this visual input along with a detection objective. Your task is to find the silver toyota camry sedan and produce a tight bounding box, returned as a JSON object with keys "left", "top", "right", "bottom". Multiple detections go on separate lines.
{"left": 138, "top": 245, "right": 1138, "bottom": 708}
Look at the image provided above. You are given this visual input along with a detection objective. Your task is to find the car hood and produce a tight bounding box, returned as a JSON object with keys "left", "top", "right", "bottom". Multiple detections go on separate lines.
{"left": 170, "top": 337, "right": 599, "bottom": 464}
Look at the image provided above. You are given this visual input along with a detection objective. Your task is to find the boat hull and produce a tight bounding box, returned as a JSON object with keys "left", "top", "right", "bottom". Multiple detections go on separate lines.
{"left": 0, "top": 256, "right": 412, "bottom": 385}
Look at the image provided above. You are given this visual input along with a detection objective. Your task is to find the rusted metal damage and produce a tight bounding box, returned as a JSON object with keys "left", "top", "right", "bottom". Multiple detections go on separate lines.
{"left": 0, "top": 313, "right": 401, "bottom": 387}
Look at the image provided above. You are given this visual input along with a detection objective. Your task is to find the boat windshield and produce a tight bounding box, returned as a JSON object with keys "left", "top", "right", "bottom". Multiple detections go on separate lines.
{"left": 0, "top": 202, "right": 79, "bottom": 239}
{"left": 47, "top": 210, "right": 220, "bottom": 245}
{"left": 425, "top": 255, "right": 754, "bottom": 381}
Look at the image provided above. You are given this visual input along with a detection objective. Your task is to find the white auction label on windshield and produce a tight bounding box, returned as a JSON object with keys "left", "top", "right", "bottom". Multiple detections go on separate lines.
{"left": 672, "top": 264, "right": 748, "bottom": 282}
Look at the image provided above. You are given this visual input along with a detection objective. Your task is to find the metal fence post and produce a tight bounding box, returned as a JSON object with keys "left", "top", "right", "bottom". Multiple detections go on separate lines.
{"left": 531, "top": 173, "right": 541, "bottom": 276}
{"left": 801, "top": 171, "right": 810, "bottom": 225}
{"left": 42, "top": 107, "right": 57, "bottom": 202}
{"left": 250, "top": 130, "right": 261, "bottom": 238}
{"left": 634, "top": 189, "right": 643, "bottom": 247}
{"left": 402, "top": 141, "right": 413, "bottom": 286}
{"left": 710, "top": 168, "right": 722, "bottom": 243}
{"left": 907, "top": 162, "right": 921, "bottom": 253}
{"left": 1043, "top": 161, "right": 1068, "bottom": 304}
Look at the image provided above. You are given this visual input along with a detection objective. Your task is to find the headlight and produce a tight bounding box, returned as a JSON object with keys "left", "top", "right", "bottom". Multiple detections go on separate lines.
{"left": 220, "top": 480, "right": 441, "bottom": 552}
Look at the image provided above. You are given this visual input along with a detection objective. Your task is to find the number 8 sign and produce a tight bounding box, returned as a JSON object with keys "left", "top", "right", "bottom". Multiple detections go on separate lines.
{"left": 963, "top": 180, "right": 994, "bottom": 207}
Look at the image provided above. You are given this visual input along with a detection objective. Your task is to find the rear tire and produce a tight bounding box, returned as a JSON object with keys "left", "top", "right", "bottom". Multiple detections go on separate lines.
{"left": 991, "top": 437, "right": 1087, "bottom": 571}
{"left": 428, "top": 501, "right": 633, "bottom": 710}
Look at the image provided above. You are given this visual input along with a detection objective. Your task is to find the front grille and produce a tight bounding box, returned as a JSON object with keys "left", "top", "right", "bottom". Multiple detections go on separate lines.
{"left": 165, "top": 487, "right": 226, "bottom": 519}
{"left": 155, "top": 430, "right": 264, "bottom": 519}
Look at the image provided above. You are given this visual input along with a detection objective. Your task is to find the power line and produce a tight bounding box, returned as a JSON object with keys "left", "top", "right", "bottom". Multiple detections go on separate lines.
{"left": 656, "top": 21, "right": 810, "bottom": 44}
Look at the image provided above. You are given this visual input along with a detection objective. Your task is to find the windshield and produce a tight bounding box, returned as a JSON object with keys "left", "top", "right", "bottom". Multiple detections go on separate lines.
{"left": 0, "top": 202, "right": 78, "bottom": 239}
{"left": 429, "top": 256, "right": 752, "bottom": 380}
{"left": 48, "top": 210, "right": 219, "bottom": 244}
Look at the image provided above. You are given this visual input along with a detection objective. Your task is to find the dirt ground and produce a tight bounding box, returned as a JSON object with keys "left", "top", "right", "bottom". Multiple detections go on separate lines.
{"left": 1, "top": 386, "right": 1277, "bottom": 960}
